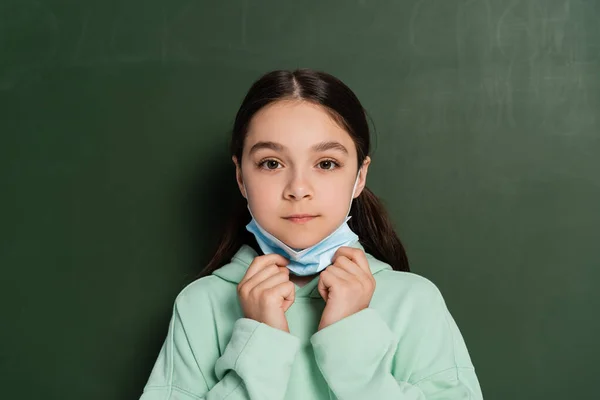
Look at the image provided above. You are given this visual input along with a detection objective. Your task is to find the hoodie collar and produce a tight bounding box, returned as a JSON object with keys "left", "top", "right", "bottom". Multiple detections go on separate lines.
{"left": 212, "top": 241, "right": 392, "bottom": 299}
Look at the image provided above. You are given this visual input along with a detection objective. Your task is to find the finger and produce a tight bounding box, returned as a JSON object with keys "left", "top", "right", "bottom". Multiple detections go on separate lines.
{"left": 326, "top": 263, "right": 355, "bottom": 282}
{"left": 332, "top": 255, "right": 362, "bottom": 275}
{"left": 244, "top": 265, "right": 288, "bottom": 292}
{"left": 317, "top": 272, "right": 328, "bottom": 301}
{"left": 241, "top": 254, "right": 289, "bottom": 285}
{"left": 256, "top": 280, "right": 295, "bottom": 310}
{"left": 275, "top": 280, "right": 295, "bottom": 301}
{"left": 317, "top": 268, "right": 341, "bottom": 301}
{"left": 334, "top": 247, "right": 370, "bottom": 275}
{"left": 252, "top": 270, "right": 291, "bottom": 293}
{"left": 278, "top": 281, "right": 295, "bottom": 312}
{"left": 333, "top": 255, "right": 368, "bottom": 280}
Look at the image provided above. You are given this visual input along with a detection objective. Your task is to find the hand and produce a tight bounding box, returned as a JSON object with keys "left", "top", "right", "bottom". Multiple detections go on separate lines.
{"left": 237, "top": 254, "right": 295, "bottom": 332}
{"left": 317, "top": 247, "right": 375, "bottom": 331}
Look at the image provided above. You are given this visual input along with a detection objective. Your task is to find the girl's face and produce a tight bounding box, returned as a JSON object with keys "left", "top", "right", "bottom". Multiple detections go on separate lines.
{"left": 233, "top": 100, "right": 370, "bottom": 250}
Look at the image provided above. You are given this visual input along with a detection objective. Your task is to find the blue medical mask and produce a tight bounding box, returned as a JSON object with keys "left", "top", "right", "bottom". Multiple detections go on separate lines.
{"left": 244, "top": 173, "right": 360, "bottom": 276}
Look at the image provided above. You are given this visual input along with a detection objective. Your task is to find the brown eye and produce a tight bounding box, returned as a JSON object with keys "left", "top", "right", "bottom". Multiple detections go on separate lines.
{"left": 318, "top": 160, "right": 338, "bottom": 170}
{"left": 266, "top": 160, "right": 280, "bottom": 169}
{"left": 259, "top": 159, "right": 282, "bottom": 170}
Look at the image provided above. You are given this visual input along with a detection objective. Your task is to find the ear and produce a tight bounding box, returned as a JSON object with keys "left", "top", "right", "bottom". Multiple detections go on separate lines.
{"left": 232, "top": 155, "right": 247, "bottom": 199}
{"left": 353, "top": 156, "right": 371, "bottom": 199}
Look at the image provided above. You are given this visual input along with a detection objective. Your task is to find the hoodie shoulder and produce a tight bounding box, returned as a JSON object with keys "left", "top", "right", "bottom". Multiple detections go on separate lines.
{"left": 211, "top": 245, "right": 257, "bottom": 284}
{"left": 377, "top": 268, "right": 440, "bottom": 289}
{"left": 373, "top": 268, "right": 447, "bottom": 312}
{"left": 170, "top": 273, "right": 242, "bottom": 326}
{"left": 174, "top": 246, "right": 256, "bottom": 307}
{"left": 175, "top": 275, "right": 231, "bottom": 306}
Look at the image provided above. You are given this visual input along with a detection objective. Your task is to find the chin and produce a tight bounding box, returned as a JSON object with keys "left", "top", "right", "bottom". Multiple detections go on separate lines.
{"left": 274, "top": 217, "right": 345, "bottom": 250}
{"left": 279, "top": 232, "right": 322, "bottom": 250}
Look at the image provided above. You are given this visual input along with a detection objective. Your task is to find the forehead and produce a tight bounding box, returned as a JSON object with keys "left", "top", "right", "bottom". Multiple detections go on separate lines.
{"left": 245, "top": 100, "right": 355, "bottom": 152}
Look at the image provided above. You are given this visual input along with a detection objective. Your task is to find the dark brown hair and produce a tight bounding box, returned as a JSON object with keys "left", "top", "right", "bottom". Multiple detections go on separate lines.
{"left": 196, "top": 69, "right": 409, "bottom": 278}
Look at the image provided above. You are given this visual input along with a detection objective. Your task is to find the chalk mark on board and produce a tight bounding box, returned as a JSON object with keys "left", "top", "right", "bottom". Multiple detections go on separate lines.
{"left": 408, "top": 0, "right": 425, "bottom": 52}
{"left": 496, "top": 0, "right": 520, "bottom": 57}
{"left": 503, "top": 54, "right": 516, "bottom": 128}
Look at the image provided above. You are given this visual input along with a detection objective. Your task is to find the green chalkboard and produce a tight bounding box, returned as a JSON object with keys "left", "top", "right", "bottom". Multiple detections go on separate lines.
{"left": 1, "top": 1, "right": 599, "bottom": 399}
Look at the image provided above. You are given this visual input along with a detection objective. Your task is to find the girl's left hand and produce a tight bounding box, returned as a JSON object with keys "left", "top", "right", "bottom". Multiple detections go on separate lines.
{"left": 317, "top": 247, "right": 376, "bottom": 330}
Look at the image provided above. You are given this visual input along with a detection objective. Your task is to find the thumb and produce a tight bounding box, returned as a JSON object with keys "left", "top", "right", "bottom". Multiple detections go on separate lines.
{"left": 281, "top": 281, "right": 295, "bottom": 312}
{"left": 317, "top": 273, "right": 329, "bottom": 302}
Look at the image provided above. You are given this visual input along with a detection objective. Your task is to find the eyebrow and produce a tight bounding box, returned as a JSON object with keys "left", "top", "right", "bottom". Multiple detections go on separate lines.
{"left": 249, "top": 141, "right": 284, "bottom": 155}
{"left": 249, "top": 141, "right": 348, "bottom": 155}
{"left": 312, "top": 141, "right": 348, "bottom": 155}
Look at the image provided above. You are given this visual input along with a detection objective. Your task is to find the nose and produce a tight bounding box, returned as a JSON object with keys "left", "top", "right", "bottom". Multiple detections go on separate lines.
{"left": 283, "top": 171, "right": 313, "bottom": 201}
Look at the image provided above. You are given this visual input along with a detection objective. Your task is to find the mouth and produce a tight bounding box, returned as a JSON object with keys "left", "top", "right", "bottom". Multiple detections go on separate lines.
{"left": 283, "top": 214, "right": 319, "bottom": 224}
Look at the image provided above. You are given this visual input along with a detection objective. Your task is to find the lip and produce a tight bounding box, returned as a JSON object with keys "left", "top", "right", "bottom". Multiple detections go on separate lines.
{"left": 284, "top": 214, "right": 318, "bottom": 224}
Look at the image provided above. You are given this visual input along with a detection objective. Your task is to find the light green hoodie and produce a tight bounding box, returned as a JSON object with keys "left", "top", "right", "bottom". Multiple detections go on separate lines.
{"left": 140, "top": 242, "right": 483, "bottom": 399}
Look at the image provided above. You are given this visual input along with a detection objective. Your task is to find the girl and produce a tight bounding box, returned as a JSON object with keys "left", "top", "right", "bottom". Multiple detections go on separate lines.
{"left": 140, "top": 69, "right": 484, "bottom": 399}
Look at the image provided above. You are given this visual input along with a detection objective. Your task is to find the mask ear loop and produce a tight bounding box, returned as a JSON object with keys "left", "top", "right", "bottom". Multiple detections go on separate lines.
{"left": 346, "top": 168, "right": 362, "bottom": 218}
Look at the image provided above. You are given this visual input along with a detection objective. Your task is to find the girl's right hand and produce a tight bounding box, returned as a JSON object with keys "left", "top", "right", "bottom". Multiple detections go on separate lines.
{"left": 237, "top": 254, "right": 295, "bottom": 332}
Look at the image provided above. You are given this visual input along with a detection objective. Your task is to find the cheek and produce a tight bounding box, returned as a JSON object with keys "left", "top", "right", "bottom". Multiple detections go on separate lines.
{"left": 247, "top": 177, "right": 281, "bottom": 212}
{"left": 316, "top": 179, "right": 353, "bottom": 211}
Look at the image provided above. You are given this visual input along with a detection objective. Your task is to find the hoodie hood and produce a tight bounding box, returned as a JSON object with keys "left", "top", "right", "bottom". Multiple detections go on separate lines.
{"left": 212, "top": 241, "right": 393, "bottom": 299}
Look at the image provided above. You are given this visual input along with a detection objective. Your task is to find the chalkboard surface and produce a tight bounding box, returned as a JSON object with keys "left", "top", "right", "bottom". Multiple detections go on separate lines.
{"left": 1, "top": 1, "right": 599, "bottom": 399}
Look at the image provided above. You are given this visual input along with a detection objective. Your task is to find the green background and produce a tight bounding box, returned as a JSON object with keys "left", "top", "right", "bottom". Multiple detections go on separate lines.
{"left": 1, "top": 1, "right": 599, "bottom": 399}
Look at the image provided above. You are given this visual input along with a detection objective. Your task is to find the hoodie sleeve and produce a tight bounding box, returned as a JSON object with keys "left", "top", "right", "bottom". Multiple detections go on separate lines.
{"left": 140, "top": 294, "right": 301, "bottom": 400}
{"left": 309, "top": 286, "right": 483, "bottom": 399}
